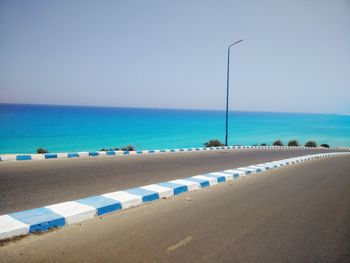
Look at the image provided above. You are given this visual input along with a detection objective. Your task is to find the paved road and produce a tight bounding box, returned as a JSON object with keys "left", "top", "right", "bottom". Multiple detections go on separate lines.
{"left": 0, "top": 148, "right": 346, "bottom": 214}
{"left": 1, "top": 155, "right": 349, "bottom": 262}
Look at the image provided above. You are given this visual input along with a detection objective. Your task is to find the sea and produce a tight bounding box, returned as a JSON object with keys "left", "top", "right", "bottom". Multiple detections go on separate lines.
{"left": 0, "top": 103, "right": 349, "bottom": 154}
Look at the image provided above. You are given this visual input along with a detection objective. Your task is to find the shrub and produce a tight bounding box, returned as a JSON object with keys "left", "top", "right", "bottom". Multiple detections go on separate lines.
{"left": 37, "top": 148, "right": 49, "bottom": 154}
{"left": 288, "top": 140, "right": 299, "bottom": 147}
{"left": 121, "top": 145, "right": 135, "bottom": 151}
{"left": 305, "top": 141, "right": 317, "bottom": 147}
{"left": 320, "top": 143, "right": 330, "bottom": 148}
{"left": 204, "top": 139, "right": 224, "bottom": 147}
{"left": 101, "top": 146, "right": 134, "bottom": 151}
{"left": 260, "top": 143, "right": 267, "bottom": 146}
{"left": 273, "top": 140, "right": 284, "bottom": 146}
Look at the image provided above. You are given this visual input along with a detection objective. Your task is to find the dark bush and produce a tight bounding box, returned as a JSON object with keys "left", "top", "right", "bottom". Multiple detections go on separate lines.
{"left": 204, "top": 139, "right": 224, "bottom": 147}
{"left": 305, "top": 141, "right": 317, "bottom": 147}
{"left": 288, "top": 140, "right": 299, "bottom": 147}
{"left": 37, "top": 148, "right": 49, "bottom": 154}
{"left": 121, "top": 145, "right": 135, "bottom": 151}
{"left": 320, "top": 143, "right": 330, "bottom": 148}
{"left": 273, "top": 140, "right": 284, "bottom": 146}
{"left": 260, "top": 143, "right": 267, "bottom": 146}
{"left": 101, "top": 146, "right": 134, "bottom": 151}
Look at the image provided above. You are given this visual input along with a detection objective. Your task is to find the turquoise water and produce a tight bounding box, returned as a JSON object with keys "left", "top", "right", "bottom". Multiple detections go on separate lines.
{"left": 0, "top": 103, "right": 349, "bottom": 154}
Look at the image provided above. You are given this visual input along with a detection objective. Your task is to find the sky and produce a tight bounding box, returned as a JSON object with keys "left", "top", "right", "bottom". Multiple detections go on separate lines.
{"left": 0, "top": 0, "right": 349, "bottom": 114}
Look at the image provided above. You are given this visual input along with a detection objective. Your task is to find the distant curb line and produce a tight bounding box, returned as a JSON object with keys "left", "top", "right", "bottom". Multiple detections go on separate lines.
{"left": 1, "top": 145, "right": 349, "bottom": 162}
{"left": 1, "top": 151, "right": 349, "bottom": 241}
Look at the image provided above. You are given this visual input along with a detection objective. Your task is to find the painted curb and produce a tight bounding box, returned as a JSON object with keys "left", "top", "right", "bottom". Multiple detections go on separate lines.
{"left": 1, "top": 145, "right": 349, "bottom": 162}
{"left": 0, "top": 152, "right": 349, "bottom": 240}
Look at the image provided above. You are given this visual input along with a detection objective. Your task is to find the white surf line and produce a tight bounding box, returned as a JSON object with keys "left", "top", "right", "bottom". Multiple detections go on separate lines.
{"left": 1, "top": 145, "right": 348, "bottom": 162}
{"left": 0, "top": 152, "right": 349, "bottom": 241}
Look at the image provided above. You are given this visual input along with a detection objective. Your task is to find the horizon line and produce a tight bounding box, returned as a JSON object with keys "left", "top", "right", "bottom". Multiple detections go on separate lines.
{"left": 0, "top": 102, "right": 344, "bottom": 116}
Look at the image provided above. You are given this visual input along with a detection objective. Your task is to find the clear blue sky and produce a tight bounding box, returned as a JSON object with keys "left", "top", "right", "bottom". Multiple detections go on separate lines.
{"left": 1, "top": 0, "right": 349, "bottom": 114}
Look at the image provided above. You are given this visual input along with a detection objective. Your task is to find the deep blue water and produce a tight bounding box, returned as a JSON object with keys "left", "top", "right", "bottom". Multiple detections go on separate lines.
{"left": 0, "top": 103, "right": 349, "bottom": 154}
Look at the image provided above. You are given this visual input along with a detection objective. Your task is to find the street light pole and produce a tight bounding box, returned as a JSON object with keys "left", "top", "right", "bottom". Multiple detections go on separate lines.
{"left": 225, "top": 39, "right": 243, "bottom": 146}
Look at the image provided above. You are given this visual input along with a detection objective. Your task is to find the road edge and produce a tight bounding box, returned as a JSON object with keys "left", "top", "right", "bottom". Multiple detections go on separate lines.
{"left": 1, "top": 151, "right": 349, "bottom": 241}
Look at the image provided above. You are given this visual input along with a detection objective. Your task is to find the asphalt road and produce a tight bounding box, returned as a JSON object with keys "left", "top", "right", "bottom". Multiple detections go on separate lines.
{"left": 0, "top": 148, "right": 346, "bottom": 214}
{"left": 1, "top": 154, "right": 349, "bottom": 262}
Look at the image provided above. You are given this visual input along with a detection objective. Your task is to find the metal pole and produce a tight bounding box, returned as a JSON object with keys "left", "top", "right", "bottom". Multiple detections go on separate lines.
{"left": 225, "top": 39, "right": 243, "bottom": 146}
{"left": 225, "top": 47, "right": 230, "bottom": 146}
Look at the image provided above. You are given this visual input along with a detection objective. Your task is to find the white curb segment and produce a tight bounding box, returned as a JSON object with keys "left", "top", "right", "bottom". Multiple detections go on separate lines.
{"left": 170, "top": 179, "right": 201, "bottom": 191}
{"left": 102, "top": 191, "right": 142, "bottom": 209}
{"left": 208, "top": 172, "right": 234, "bottom": 181}
{"left": 46, "top": 201, "right": 96, "bottom": 225}
{"left": 140, "top": 184, "right": 173, "bottom": 199}
{"left": 192, "top": 175, "right": 218, "bottom": 186}
{"left": 0, "top": 215, "right": 29, "bottom": 240}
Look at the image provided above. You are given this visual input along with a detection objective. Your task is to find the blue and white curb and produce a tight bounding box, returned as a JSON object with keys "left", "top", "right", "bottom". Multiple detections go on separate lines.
{"left": 0, "top": 152, "right": 349, "bottom": 240}
{"left": 0, "top": 145, "right": 349, "bottom": 162}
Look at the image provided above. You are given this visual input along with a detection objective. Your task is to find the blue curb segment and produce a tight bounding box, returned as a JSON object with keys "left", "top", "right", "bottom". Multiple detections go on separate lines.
{"left": 125, "top": 188, "right": 159, "bottom": 202}
{"left": 10, "top": 207, "right": 65, "bottom": 232}
{"left": 89, "top": 152, "right": 99, "bottom": 157}
{"left": 68, "top": 153, "right": 79, "bottom": 158}
{"left": 237, "top": 169, "right": 251, "bottom": 175}
{"left": 204, "top": 173, "right": 226, "bottom": 183}
{"left": 185, "top": 177, "right": 210, "bottom": 187}
{"left": 157, "top": 182, "right": 188, "bottom": 195}
{"left": 16, "top": 155, "right": 32, "bottom": 161}
{"left": 106, "top": 151, "right": 116, "bottom": 155}
{"left": 77, "top": 196, "right": 122, "bottom": 216}
{"left": 221, "top": 171, "right": 242, "bottom": 178}
{"left": 45, "top": 153, "right": 57, "bottom": 159}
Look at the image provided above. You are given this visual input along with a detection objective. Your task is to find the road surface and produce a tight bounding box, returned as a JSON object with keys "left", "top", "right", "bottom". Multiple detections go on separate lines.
{"left": 0, "top": 154, "right": 349, "bottom": 262}
{"left": 0, "top": 148, "right": 346, "bottom": 214}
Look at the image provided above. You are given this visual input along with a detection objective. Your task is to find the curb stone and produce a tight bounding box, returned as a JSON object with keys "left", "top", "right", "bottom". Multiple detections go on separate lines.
{"left": 1, "top": 145, "right": 349, "bottom": 162}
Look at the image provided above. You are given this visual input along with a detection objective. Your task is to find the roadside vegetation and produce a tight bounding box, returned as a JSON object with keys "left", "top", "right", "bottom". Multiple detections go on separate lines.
{"left": 37, "top": 148, "right": 49, "bottom": 154}
{"left": 256, "top": 139, "right": 329, "bottom": 148}
{"left": 121, "top": 145, "right": 135, "bottom": 151}
{"left": 305, "top": 141, "right": 317, "bottom": 147}
{"left": 273, "top": 140, "right": 284, "bottom": 146}
{"left": 204, "top": 139, "right": 224, "bottom": 147}
{"left": 35, "top": 139, "right": 331, "bottom": 155}
{"left": 100, "top": 145, "right": 136, "bottom": 151}
{"left": 288, "top": 140, "right": 300, "bottom": 146}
